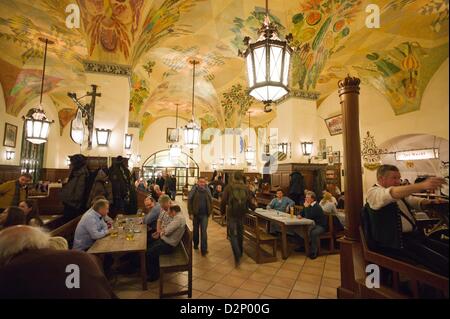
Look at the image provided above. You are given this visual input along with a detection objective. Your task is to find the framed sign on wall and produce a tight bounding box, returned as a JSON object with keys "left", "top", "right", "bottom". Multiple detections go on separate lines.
{"left": 324, "top": 114, "right": 343, "bottom": 136}
{"left": 3, "top": 123, "right": 18, "bottom": 148}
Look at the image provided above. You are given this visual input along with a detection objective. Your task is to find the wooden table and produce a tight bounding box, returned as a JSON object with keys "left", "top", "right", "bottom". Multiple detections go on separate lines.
{"left": 88, "top": 221, "right": 148, "bottom": 290}
{"left": 253, "top": 208, "right": 314, "bottom": 259}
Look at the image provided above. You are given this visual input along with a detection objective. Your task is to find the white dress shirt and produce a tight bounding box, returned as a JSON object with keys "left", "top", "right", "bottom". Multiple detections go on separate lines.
{"left": 366, "top": 183, "right": 423, "bottom": 233}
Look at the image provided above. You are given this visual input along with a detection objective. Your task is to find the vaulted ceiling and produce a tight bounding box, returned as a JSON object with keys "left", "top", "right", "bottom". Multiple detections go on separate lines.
{"left": 0, "top": 0, "right": 448, "bottom": 139}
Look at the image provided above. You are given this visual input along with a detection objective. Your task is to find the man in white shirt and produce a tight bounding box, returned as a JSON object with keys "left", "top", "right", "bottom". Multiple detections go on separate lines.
{"left": 365, "top": 164, "right": 448, "bottom": 276}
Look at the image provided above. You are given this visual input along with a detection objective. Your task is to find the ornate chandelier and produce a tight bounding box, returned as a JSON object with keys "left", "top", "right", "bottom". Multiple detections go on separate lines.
{"left": 23, "top": 38, "right": 54, "bottom": 144}
{"left": 183, "top": 59, "right": 201, "bottom": 149}
{"left": 240, "top": 0, "right": 293, "bottom": 112}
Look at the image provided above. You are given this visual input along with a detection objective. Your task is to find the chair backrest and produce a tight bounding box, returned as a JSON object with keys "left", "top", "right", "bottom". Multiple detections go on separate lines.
{"left": 49, "top": 215, "right": 82, "bottom": 249}
{"left": 294, "top": 205, "right": 303, "bottom": 215}
{"left": 181, "top": 224, "right": 193, "bottom": 264}
{"left": 244, "top": 213, "right": 259, "bottom": 237}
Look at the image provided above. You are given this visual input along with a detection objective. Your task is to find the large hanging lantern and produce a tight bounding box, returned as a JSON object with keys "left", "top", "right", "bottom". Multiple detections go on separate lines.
{"left": 23, "top": 38, "right": 54, "bottom": 144}
{"left": 23, "top": 108, "right": 53, "bottom": 144}
{"left": 70, "top": 108, "right": 85, "bottom": 145}
{"left": 183, "top": 59, "right": 201, "bottom": 150}
{"left": 245, "top": 111, "right": 256, "bottom": 163}
{"left": 240, "top": 0, "right": 293, "bottom": 112}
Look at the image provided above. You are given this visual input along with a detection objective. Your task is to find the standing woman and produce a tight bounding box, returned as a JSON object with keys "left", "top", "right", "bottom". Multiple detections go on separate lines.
{"left": 19, "top": 200, "right": 44, "bottom": 227}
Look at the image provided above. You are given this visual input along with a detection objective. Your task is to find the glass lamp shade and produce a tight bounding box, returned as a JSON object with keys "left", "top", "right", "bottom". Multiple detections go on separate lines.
{"left": 212, "top": 163, "right": 217, "bottom": 170}
{"left": 183, "top": 120, "right": 201, "bottom": 149}
{"left": 125, "top": 134, "right": 133, "bottom": 149}
{"left": 243, "top": 27, "right": 292, "bottom": 106}
{"left": 95, "top": 128, "right": 111, "bottom": 146}
{"left": 245, "top": 147, "right": 256, "bottom": 163}
{"left": 230, "top": 157, "right": 237, "bottom": 166}
{"left": 169, "top": 144, "right": 182, "bottom": 160}
{"left": 136, "top": 154, "right": 141, "bottom": 163}
{"left": 23, "top": 108, "right": 53, "bottom": 144}
{"left": 301, "top": 142, "right": 313, "bottom": 156}
{"left": 219, "top": 158, "right": 225, "bottom": 166}
{"left": 70, "top": 108, "right": 84, "bottom": 145}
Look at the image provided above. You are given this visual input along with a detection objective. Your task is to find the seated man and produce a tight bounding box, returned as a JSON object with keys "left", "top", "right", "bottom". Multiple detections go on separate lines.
{"left": 267, "top": 189, "right": 295, "bottom": 212}
{"left": 294, "top": 191, "right": 328, "bottom": 259}
{"left": 365, "top": 164, "right": 448, "bottom": 277}
{"left": 73, "top": 199, "right": 110, "bottom": 251}
{"left": 267, "top": 189, "right": 295, "bottom": 234}
{"left": 143, "top": 196, "right": 162, "bottom": 233}
{"left": 0, "top": 225, "right": 115, "bottom": 299}
{"left": 0, "top": 173, "right": 32, "bottom": 214}
{"left": 147, "top": 205, "right": 186, "bottom": 281}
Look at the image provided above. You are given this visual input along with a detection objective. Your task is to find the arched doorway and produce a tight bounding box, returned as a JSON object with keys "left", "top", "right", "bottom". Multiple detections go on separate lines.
{"left": 141, "top": 150, "right": 199, "bottom": 193}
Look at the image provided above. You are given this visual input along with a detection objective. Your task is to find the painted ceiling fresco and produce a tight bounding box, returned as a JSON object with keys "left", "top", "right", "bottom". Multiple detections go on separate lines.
{"left": 0, "top": 0, "right": 448, "bottom": 139}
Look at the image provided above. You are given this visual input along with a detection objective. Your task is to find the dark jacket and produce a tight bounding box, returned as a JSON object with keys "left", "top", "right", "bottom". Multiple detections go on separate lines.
{"left": 0, "top": 248, "right": 116, "bottom": 299}
{"left": 156, "top": 177, "right": 165, "bottom": 191}
{"left": 88, "top": 169, "right": 113, "bottom": 205}
{"left": 365, "top": 202, "right": 403, "bottom": 249}
{"left": 289, "top": 171, "right": 305, "bottom": 195}
{"left": 221, "top": 182, "right": 256, "bottom": 219}
{"left": 301, "top": 203, "right": 327, "bottom": 228}
{"left": 188, "top": 185, "right": 212, "bottom": 216}
{"left": 60, "top": 165, "right": 90, "bottom": 210}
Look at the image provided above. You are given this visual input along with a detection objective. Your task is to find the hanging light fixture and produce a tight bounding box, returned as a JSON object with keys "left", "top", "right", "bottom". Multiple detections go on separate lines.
{"left": 95, "top": 128, "right": 111, "bottom": 146}
{"left": 70, "top": 108, "right": 85, "bottom": 145}
{"left": 124, "top": 134, "right": 133, "bottom": 149}
{"left": 240, "top": 0, "right": 293, "bottom": 112}
{"left": 5, "top": 151, "right": 15, "bottom": 160}
{"left": 183, "top": 59, "right": 201, "bottom": 150}
{"left": 245, "top": 111, "right": 255, "bottom": 163}
{"left": 170, "top": 103, "right": 182, "bottom": 160}
{"left": 23, "top": 38, "right": 54, "bottom": 144}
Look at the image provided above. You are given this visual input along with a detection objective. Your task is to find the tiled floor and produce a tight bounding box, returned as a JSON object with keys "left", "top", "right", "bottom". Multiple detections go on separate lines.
{"left": 113, "top": 200, "right": 341, "bottom": 299}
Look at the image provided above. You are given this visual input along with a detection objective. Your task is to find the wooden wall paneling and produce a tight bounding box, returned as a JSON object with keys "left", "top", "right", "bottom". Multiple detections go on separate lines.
{"left": 0, "top": 165, "right": 21, "bottom": 183}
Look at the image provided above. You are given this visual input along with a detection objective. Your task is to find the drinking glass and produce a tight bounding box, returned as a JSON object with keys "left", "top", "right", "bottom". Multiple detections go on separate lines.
{"left": 110, "top": 223, "right": 119, "bottom": 238}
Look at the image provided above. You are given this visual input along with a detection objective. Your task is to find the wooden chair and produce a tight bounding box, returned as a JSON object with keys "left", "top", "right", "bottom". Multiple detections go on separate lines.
{"left": 49, "top": 215, "right": 82, "bottom": 249}
{"left": 359, "top": 226, "right": 449, "bottom": 298}
{"left": 243, "top": 213, "right": 277, "bottom": 263}
{"left": 159, "top": 225, "right": 193, "bottom": 298}
{"left": 317, "top": 214, "right": 336, "bottom": 255}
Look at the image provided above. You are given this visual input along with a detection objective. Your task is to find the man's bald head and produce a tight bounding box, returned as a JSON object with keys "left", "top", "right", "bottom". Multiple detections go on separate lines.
{"left": 0, "top": 226, "right": 50, "bottom": 266}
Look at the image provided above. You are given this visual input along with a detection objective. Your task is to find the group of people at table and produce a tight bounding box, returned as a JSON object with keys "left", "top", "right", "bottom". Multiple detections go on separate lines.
{"left": 0, "top": 163, "right": 447, "bottom": 298}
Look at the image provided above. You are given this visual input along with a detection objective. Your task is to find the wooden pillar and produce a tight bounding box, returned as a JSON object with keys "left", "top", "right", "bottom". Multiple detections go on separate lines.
{"left": 339, "top": 75, "right": 363, "bottom": 240}
{"left": 337, "top": 75, "right": 364, "bottom": 298}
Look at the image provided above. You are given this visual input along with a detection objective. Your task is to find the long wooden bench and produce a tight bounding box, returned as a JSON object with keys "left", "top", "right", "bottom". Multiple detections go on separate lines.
{"left": 49, "top": 215, "right": 82, "bottom": 249}
{"left": 243, "top": 213, "right": 277, "bottom": 263}
{"left": 359, "top": 226, "right": 449, "bottom": 298}
{"left": 159, "top": 224, "right": 193, "bottom": 298}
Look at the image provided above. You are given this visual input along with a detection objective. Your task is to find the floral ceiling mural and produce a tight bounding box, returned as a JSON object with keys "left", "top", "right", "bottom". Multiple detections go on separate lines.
{"left": 0, "top": 0, "right": 448, "bottom": 138}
